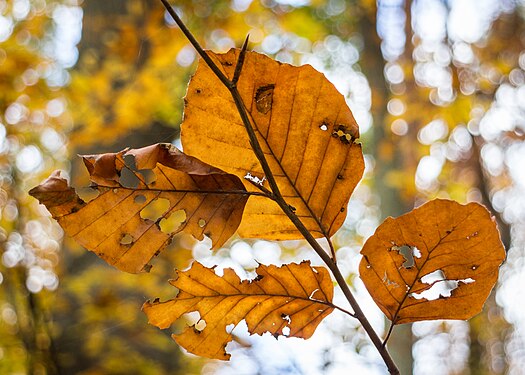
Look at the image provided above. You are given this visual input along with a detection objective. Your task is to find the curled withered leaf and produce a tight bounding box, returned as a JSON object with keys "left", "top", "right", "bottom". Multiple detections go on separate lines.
{"left": 182, "top": 49, "right": 365, "bottom": 240}
{"left": 143, "top": 261, "right": 334, "bottom": 360}
{"left": 359, "top": 199, "right": 506, "bottom": 324}
{"left": 29, "top": 143, "right": 249, "bottom": 273}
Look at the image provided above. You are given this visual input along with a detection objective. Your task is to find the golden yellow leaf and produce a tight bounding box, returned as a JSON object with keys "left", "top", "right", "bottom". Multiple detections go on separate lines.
{"left": 29, "top": 143, "right": 249, "bottom": 273}
{"left": 359, "top": 199, "right": 506, "bottom": 324}
{"left": 181, "top": 49, "right": 365, "bottom": 240}
{"left": 143, "top": 261, "right": 334, "bottom": 360}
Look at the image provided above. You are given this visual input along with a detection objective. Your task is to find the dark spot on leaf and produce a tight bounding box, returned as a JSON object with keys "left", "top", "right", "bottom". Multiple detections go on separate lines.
{"left": 120, "top": 233, "right": 133, "bottom": 245}
{"left": 332, "top": 124, "right": 355, "bottom": 144}
{"left": 254, "top": 275, "right": 264, "bottom": 281}
{"left": 289, "top": 205, "right": 296, "bottom": 213}
{"left": 224, "top": 61, "right": 233, "bottom": 66}
{"left": 134, "top": 194, "right": 146, "bottom": 204}
{"left": 340, "top": 207, "right": 345, "bottom": 212}
{"left": 337, "top": 174, "right": 343, "bottom": 180}
{"left": 196, "top": 88, "right": 201, "bottom": 93}
{"left": 255, "top": 84, "right": 275, "bottom": 114}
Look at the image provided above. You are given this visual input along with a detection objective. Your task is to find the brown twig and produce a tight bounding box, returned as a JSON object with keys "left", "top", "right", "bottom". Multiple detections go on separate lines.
{"left": 160, "top": 2, "right": 399, "bottom": 374}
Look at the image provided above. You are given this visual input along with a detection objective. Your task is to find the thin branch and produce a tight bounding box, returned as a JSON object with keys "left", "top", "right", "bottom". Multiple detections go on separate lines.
{"left": 159, "top": 2, "right": 399, "bottom": 374}
{"left": 159, "top": 0, "right": 231, "bottom": 88}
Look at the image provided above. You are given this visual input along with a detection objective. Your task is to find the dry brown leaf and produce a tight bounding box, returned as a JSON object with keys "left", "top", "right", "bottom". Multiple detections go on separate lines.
{"left": 359, "top": 199, "right": 506, "bottom": 324}
{"left": 181, "top": 49, "right": 365, "bottom": 240}
{"left": 143, "top": 261, "right": 334, "bottom": 360}
{"left": 29, "top": 143, "right": 248, "bottom": 273}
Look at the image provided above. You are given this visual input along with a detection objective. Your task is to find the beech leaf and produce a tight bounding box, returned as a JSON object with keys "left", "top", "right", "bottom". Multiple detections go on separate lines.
{"left": 143, "top": 261, "right": 334, "bottom": 360}
{"left": 359, "top": 199, "right": 506, "bottom": 324}
{"left": 181, "top": 49, "right": 365, "bottom": 240}
{"left": 29, "top": 143, "right": 249, "bottom": 273}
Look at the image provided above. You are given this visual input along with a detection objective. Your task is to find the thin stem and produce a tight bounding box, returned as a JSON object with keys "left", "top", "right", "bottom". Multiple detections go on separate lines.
{"left": 383, "top": 322, "right": 395, "bottom": 347}
{"left": 160, "top": 2, "right": 399, "bottom": 374}
{"left": 160, "top": 0, "right": 231, "bottom": 88}
{"left": 332, "top": 304, "right": 356, "bottom": 318}
{"left": 96, "top": 185, "right": 269, "bottom": 197}
{"left": 245, "top": 178, "right": 275, "bottom": 198}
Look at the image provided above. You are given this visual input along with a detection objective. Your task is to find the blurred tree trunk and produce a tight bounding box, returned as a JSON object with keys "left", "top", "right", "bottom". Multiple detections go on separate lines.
{"left": 358, "top": 3, "right": 414, "bottom": 374}
{"left": 51, "top": 2, "right": 183, "bottom": 374}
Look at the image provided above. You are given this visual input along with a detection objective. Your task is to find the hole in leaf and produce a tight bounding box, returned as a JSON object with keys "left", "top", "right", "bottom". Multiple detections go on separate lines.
{"left": 198, "top": 218, "right": 206, "bottom": 228}
{"left": 159, "top": 209, "right": 186, "bottom": 233}
{"left": 120, "top": 233, "right": 133, "bottom": 245}
{"left": 320, "top": 123, "right": 328, "bottom": 131}
{"left": 255, "top": 84, "right": 275, "bottom": 114}
{"left": 182, "top": 311, "right": 200, "bottom": 326}
{"left": 225, "top": 323, "right": 235, "bottom": 334}
{"left": 134, "top": 194, "right": 147, "bottom": 204}
{"left": 120, "top": 167, "right": 141, "bottom": 189}
{"left": 194, "top": 319, "right": 207, "bottom": 331}
{"left": 77, "top": 187, "right": 100, "bottom": 203}
{"left": 244, "top": 172, "right": 266, "bottom": 186}
{"left": 410, "top": 269, "right": 475, "bottom": 300}
{"left": 392, "top": 245, "right": 420, "bottom": 269}
{"left": 282, "top": 326, "right": 290, "bottom": 336}
{"left": 382, "top": 271, "right": 399, "bottom": 287}
{"left": 138, "top": 169, "right": 156, "bottom": 185}
{"left": 124, "top": 154, "right": 137, "bottom": 170}
{"left": 281, "top": 313, "right": 291, "bottom": 324}
{"left": 140, "top": 198, "right": 171, "bottom": 222}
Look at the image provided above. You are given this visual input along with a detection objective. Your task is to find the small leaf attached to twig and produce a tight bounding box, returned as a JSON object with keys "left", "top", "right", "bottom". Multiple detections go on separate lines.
{"left": 143, "top": 261, "right": 334, "bottom": 360}
{"left": 359, "top": 199, "right": 506, "bottom": 324}
{"left": 29, "top": 143, "right": 249, "bottom": 273}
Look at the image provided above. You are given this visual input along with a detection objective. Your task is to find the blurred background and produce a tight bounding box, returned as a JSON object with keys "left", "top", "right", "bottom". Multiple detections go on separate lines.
{"left": 1, "top": 0, "right": 524, "bottom": 374}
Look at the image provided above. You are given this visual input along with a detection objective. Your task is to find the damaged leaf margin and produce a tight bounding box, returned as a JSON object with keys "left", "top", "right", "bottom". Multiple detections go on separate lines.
{"left": 29, "top": 143, "right": 250, "bottom": 273}
{"left": 143, "top": 261, "right": 335, "bottom": 360}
